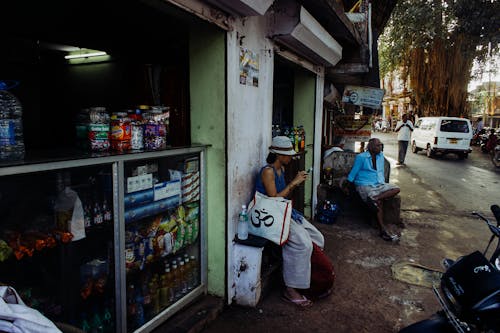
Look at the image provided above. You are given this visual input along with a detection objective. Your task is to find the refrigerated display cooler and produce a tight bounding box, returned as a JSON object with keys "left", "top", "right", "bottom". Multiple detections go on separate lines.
{"left": 0, "top": 146, "right": 207, "bottom": 332}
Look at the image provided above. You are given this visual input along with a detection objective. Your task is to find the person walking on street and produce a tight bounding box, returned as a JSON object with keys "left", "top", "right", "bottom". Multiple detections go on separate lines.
{"left": 394, "top": 113, "right": 414, "bottom": 165}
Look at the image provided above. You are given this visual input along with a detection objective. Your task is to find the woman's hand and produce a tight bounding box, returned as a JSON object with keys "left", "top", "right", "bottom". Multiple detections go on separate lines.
{"left": 291, "top": 170, "right": 308, "bottom": 187}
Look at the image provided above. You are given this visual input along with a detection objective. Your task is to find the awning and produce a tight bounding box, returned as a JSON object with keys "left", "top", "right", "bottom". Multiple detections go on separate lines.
{"left": 205, "top": 0, "right": 274, "bottom": 16}
{"left": 268, "top": 1, "right": 342, "bottom": 67}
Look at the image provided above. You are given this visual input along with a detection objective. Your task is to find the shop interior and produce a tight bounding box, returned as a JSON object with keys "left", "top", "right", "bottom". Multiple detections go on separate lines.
{"left": 1, "top": 0, "right": 195, "bottom": 159}
{"left": 272, "top": 56, "right": 316, "bottom": 214}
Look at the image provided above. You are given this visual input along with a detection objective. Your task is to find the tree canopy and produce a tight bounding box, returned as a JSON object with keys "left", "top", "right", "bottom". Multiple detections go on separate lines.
{"left": 379, "top": 0, "right": 499, "bottom": 117}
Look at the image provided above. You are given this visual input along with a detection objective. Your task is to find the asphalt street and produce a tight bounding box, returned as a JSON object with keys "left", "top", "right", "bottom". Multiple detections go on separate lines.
{"left": 193, "top": 131, "right": 500, "bottom": 333}
{"left": 375, "top": 131, "right": 500, "bottom": 214}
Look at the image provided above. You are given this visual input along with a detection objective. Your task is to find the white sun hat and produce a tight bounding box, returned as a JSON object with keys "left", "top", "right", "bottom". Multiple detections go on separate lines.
{"left": 269, "top": 136, "right": 296, "bottom": 156}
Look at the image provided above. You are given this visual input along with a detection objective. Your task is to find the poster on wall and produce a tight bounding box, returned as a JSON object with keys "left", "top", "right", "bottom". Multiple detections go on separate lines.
{"left": 342, "top": 85, "right": 385, "bottom": 109}
{"left": 239, "top": 48, "right": 259, "bottom": 87}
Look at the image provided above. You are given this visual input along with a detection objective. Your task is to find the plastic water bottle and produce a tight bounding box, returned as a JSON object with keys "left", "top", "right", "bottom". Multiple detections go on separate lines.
{"left": 237, "top": 204, "right": 249, "bottom": 240}
{"left": 0, "top": 84, "right": 25, "bottom": 161}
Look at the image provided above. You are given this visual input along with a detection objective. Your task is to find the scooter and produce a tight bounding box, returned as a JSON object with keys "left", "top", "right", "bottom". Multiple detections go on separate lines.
{"left": 492, "top": 145, "right": 500, "bottom": 168}
{"left": 399, "top": 205, "right": 500, "bottom": 333}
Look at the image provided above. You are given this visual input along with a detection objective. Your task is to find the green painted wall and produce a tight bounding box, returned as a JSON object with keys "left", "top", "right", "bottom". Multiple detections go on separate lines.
{"left": 189, "top": 26, "right": 226, "bottom": 297}
{"left": 293, "top": 70, "right": 316, "bottom": 218}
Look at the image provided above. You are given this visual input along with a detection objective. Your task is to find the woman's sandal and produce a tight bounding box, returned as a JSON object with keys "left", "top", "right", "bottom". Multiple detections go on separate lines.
{"left": 281, "top": 293, "right": 313, "bottom": 308}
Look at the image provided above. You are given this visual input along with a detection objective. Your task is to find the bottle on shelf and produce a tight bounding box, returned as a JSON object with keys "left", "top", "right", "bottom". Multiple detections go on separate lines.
{"left": 159, "top": 273, "right": 169, "bottom": 308}
{"left": 237, "top": 204, "right": 249, "bottom": 240}
{"left": 171, "top": 263, "right": 180, "bottom": 300}
{"left": 126, "top": 284, "right": 137, "bottom": 329}
{"left": 0, "top": 84, "right": 25, "bottom": 161}
{"left": 189, "top": 255, "right": 199, "bottom": 288}
{"left": 149, "top": 276, "right": 160, "bottom": 316}
{"left": 179, "top": 260, "right": 187, "bottom": 295}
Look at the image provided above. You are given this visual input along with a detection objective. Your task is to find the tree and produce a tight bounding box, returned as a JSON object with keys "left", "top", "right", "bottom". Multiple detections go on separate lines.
{"left": 379, "top": 0, "right": 499, "bottom": 117}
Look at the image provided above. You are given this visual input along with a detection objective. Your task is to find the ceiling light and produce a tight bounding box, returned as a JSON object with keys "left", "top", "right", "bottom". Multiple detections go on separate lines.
{"left": 64, "top": 51, "right": 107, "bottom": 60}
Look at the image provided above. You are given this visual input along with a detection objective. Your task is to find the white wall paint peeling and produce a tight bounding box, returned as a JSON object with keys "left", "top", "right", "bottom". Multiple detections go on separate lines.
{"left": 227, "top": 15, "right": 275, "bottom": 303}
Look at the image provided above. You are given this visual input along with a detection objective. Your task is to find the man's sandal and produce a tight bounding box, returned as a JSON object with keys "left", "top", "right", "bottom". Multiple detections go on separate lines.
{"left": 380, "top": 230, "right": 400, "bottom": 242}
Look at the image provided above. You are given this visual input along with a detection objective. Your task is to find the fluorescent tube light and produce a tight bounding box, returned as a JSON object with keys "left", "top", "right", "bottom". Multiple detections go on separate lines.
{"left": 64, "top": 51, "right": 107, "bottom": 59}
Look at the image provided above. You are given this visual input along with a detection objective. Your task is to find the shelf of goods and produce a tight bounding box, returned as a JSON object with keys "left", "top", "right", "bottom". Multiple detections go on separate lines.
{"left": 0, "top": 146, "right": 207, "bottom": 333}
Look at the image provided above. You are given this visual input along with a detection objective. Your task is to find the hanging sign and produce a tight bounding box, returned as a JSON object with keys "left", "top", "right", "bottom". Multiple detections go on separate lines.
{"left": 342, "top": 85, "right": 385, "bottom": 109}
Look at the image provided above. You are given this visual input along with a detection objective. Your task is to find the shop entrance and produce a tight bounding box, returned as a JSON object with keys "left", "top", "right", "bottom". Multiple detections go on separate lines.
{"left": 272, "top": 56, "right": 316, "bottom": 216}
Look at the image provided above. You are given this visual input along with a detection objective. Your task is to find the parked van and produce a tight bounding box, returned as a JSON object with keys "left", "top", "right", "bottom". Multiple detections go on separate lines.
{"left": 411, "top": 117, "right": 473, "bottom": 159}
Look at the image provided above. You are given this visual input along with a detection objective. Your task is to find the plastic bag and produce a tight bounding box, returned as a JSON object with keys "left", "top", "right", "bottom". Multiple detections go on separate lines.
{"left": 54, "top": 187, "right": 86, "bottom": 241}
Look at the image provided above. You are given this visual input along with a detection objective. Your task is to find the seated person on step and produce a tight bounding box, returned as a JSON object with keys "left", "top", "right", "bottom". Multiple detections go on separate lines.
{"left": 255, "top": 136, "right": 327, "bottom": 307}
{"left": 343, "top": 138, "right": 400, "bottom": 242}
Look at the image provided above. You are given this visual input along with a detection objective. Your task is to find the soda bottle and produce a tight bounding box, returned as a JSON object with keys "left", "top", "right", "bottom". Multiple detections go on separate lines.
{"left": 189, "top": 255, "right": 199, "bottom": 287}
{"left": 171, "top": 264, "right": 180, "bottom": 299}
{"left": 165, "top": 267, "right": 175, "bottom": 304}
{"left": 184, "top": 256, "right": 193, "bottom": 291}
{"left": 159, "top": 274, "right": 169, "bottom": 308}
{"left": 126, "top": 284, "right": 137, "bottom": 330}
{"left": 102, "top": 198, "right": 112, "bottom": 223}
{"left": 91, "top": 311, "right": 104, "bottom": 333}
{"left": 93, "top": 201, "right": 103, "bottom": 225}
{"left": 81, "top": 313, "right": 92, "bottom": 332}
{"left": 237, "top": 205, "right": 248, "bottom": 240}
{"left": 294, "top": 127, "right": 300, "bottom": 152}
{"left": 0, "top": 84, "right": 25, "bottom": 160}
{"left": 179, "top": 261, "right": 188, "bottom": 295}
{"left": 149, "top": 277, "right": 160, "bottom": 316}
{"left": 299, "top": 126, "right": 305, "bottom": 151}
{"left": 135, "top": 288, "right": 145, "bottom": 327}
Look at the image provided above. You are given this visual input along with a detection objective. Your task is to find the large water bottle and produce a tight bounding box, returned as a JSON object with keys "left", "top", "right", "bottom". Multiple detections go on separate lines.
{"left": 237, "top": 204, "right": 249, "bottom": 240}
{"left": 0, "top": 81, "right": 25, "bottom": 160}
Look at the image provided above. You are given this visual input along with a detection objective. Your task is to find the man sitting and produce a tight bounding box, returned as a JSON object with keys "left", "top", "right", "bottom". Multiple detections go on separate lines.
{"left": 343, "top": 138, "right": 400, "bottom": 242}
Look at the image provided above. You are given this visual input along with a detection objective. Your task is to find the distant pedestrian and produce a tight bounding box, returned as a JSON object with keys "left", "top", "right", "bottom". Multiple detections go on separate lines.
{"left": 394, "top": 114, "right": 414, "bottom": 165}
{"left": 475, "top": 117, "right": 484, "bottom": 134}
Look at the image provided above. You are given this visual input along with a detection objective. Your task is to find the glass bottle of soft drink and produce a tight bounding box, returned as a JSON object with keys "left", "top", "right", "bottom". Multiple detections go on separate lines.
{"left": 179, "top": 261, "right": 187, "bottom": 295}
{"left": 189, "top": 255, "right": 199, "bottom": 287}
{"left": 171, "top": 264, "right": 179, "bottom": 300}
{"left": 149, "top": 277, "right": 160, "bottom": 316}
{"left": 159, "top": 274, "right": 169, "bottom": 308}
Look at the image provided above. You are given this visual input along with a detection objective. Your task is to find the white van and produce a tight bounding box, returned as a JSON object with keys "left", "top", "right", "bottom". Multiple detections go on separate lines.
{"left": 411, "top": 117, "right": 473, "bottom": 159}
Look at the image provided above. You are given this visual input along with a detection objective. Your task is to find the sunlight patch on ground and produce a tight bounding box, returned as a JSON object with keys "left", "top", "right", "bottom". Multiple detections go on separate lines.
{"left": 347, "top": 255, "right": 396, "bottom": 268}
{"left": 401, "top": 229, "right": 419, "bottom": 248}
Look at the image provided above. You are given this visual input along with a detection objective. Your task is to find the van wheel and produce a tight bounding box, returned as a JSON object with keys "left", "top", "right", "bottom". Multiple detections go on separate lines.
{"left": 458, "top": 152, "right": 468, "bottom": 160}
{"left": 411, "top": 141, "right": 420, "bottom": 153}
{"left": 426, "top": 145, "right": 434, "bottom": 158}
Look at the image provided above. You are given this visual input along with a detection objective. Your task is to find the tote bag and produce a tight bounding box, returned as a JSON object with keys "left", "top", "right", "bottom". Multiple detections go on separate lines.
{"left": 247, "top": 191, "right": 292, "bottom": 246}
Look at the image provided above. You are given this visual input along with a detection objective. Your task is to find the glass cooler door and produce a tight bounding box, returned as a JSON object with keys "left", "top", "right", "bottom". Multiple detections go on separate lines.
{"left": 0, "top": 163, "right": 116, "bottom": 331}
{"left": 122, "top": 152, "right": 202, "bottom": 332}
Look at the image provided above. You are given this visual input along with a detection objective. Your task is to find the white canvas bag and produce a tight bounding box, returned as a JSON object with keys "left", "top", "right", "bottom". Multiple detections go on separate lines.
{"left": 0, "top": 286, "right": 62, "bottom": 333}
{"left": 247, "top": 192, "right": 292, "bottom": 245}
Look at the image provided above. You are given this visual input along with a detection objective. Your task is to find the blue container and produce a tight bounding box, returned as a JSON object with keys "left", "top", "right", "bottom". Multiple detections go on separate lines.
{"left": 317, "top": 201, "right": 340, "bottom": 224}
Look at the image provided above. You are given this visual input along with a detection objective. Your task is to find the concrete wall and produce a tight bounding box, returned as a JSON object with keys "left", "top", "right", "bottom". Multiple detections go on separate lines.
{"left": 189, "top": 25, "right": 226, "bottom": 297}
{"left": 226, "top": 15, "right": 275, "bottom": 303}
{"left": 293, "top": 69, "right": 316, "bottom": 217}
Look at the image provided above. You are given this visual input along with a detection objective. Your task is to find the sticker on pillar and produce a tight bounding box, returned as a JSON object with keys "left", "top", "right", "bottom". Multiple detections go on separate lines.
{"left": 239, "top": 48, "right": 259, "bottom": 87}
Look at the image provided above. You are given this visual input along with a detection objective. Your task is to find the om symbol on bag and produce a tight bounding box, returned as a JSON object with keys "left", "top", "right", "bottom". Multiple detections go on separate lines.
{"left": 251, "top": 209, "right": 275, "bottom": 228}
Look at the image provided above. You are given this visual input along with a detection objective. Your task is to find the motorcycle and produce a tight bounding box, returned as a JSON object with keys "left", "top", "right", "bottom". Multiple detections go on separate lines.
{"left": 399, "top": 205, "right": 500, "bottom": 333}
{"left": 492, "top": 145, "right": 500, "bottom": 168}
{"left": 472, "top": 129, "right": 486, "bottom": 146}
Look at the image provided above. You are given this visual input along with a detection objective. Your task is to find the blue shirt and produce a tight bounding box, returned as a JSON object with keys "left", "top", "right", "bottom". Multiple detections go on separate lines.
{"left": 347, "top": 151, "right": 386, "bottom": 186}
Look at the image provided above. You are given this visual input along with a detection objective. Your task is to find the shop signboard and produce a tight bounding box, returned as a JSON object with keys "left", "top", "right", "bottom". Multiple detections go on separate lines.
{"left": 342, "top": 85, "right": 385, "bottom": 109}
{"left": 334, "top": 114, "right": 372, "bottom": 151}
